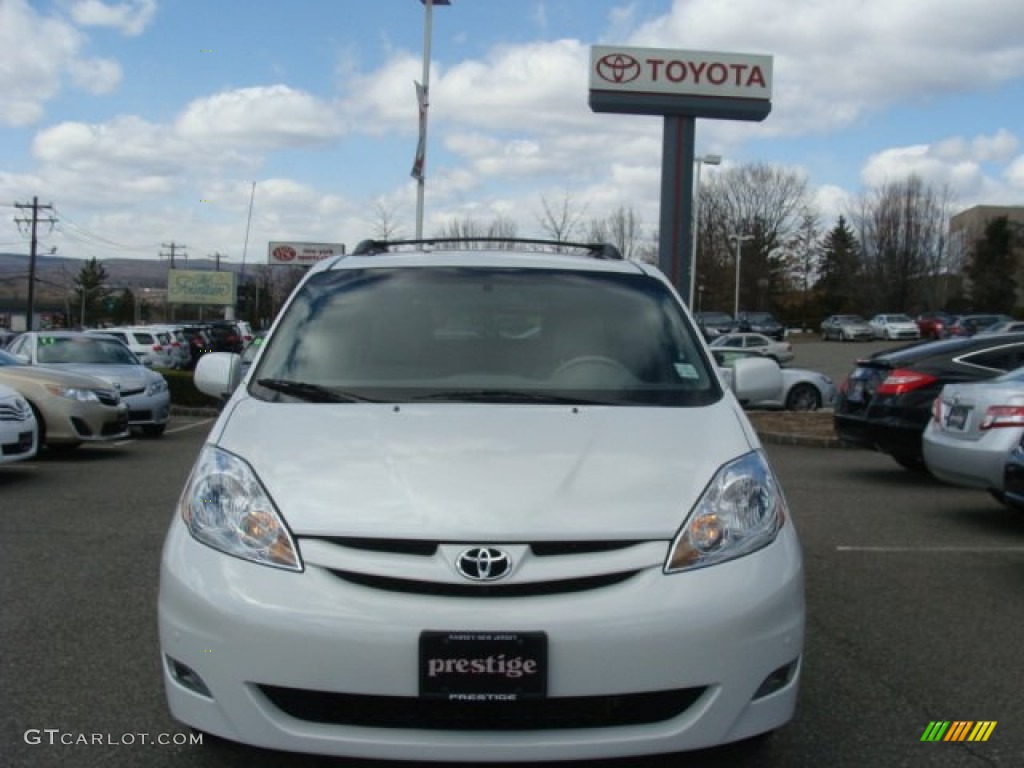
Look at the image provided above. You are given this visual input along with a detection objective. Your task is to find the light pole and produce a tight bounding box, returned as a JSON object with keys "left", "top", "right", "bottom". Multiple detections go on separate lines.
{"left": 689, "top": 154, "right": 721, "bottom": 308}
{"left": 730, "top": 233, "right": 754, "bottom": 321}
{"left": 413, "top": 0, "right": 451, "bottom": 239}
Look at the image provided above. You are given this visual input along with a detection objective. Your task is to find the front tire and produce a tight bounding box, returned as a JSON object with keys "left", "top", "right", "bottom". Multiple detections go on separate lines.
{"left": 786, "top": 383, "right": 822, "bottom": 411}
{"left": 892, "top": 453, "right": 927, "bottom": 472}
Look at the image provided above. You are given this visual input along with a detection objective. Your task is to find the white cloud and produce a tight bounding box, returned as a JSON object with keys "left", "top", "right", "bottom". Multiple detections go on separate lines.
{"left": 0, "top": 0, "right": 122, "bottom": 126}
{"left": 627, "top": 0, "right": 1024, "bottom": 137}
{"left": 175, "top": 86, "right": 346, "bottom": 148}
{"left": 63, "top": 0, "right": 158, "bottom": 36}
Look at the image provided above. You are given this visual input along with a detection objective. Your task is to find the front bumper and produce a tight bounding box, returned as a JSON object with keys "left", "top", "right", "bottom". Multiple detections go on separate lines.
{"left": 159, "top": 523, "right": 804, "bottom": 762}
{"left": 123, "top": 392, "right": 171, "bottom": 427}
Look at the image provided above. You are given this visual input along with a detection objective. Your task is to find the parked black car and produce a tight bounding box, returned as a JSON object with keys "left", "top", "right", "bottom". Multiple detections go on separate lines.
{"left": 694, "top": 311, "right": 736, "bottom": 340}
{"left": 834, "top": 333, "right": 1024, "bottom": 470}
{"left": 205, "top": 321, "right": 245, "bottom": 353}
{"left": 736, "top": 311, "right": 785, "bottom": 341}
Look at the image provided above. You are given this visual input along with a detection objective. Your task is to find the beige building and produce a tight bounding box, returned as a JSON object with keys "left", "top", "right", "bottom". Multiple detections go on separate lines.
{"left": 949, "top": 204, "right": 1024, "bottom": 306}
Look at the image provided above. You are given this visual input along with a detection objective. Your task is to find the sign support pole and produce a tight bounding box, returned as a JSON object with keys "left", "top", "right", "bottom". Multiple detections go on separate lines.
{"left": 658, "top": 116, "right": 696, "bottom": 297}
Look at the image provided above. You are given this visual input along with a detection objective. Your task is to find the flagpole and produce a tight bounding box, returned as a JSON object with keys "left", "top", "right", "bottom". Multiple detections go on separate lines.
{"left": 413, "top": 0, "right": 449, "bottom": 239}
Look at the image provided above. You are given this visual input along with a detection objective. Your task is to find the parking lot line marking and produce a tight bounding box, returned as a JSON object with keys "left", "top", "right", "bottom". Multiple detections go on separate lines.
{"left": 166, "top": 419, "right": 214, "bottom": 434}
{"left": 837, "top": 545, "right": 1024, "bottom": 553}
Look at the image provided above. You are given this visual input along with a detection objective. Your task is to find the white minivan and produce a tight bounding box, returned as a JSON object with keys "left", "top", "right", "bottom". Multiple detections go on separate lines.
{"left": 160, "top": 239, "right": 805, "bottom": 762}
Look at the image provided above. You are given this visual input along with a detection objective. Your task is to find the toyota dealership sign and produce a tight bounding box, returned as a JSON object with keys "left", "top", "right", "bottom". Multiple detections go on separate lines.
{"left": 589, "top": 45, "right": 773, "bottom": 121}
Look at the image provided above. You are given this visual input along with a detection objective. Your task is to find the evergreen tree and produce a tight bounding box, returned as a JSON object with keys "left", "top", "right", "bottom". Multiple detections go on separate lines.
{"left": 966, "top": 216, "right": 1017, "bottom": 312}
{"left": 815, "top": 216, "right": 862, "bottom": 315}
{"left": 73, "top": 257, "right": 111, "bottom": 327}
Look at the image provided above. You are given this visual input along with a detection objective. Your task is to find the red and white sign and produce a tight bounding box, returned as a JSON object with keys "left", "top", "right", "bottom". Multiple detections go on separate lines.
{"left": 267, "top": 241, "right": 345, "bottom": 266}
{"left": 590, "top": 46, "right": 772, "bottom": 101}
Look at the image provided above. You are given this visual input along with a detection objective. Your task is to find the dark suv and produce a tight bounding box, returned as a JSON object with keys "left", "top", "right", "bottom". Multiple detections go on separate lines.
{"left": 736, "top": 311, "right": 784, "bottom": 341}
{"left": 205, "top": 321, "right": 245, "bottom": 354}
{"left": 834, "top": 333, "right": 1024, "bottom": 470}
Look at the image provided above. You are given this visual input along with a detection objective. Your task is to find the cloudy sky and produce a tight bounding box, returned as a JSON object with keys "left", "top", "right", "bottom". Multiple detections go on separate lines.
{"left": 2, "top": 0, "right": 1023, "bottom": 266}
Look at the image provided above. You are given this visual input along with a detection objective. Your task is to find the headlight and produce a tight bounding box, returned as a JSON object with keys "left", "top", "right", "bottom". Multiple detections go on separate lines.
{"left": 180, "top": 445, "right": 302, "bottom": 571}
{"left": 146, "top": 378, "right": 169, "bottom": 396}
{"left": 45, "top": 384, "right": 100, "bottom": 402}
{"left": 665, "top": 450, "right": 786, "bottom": 573}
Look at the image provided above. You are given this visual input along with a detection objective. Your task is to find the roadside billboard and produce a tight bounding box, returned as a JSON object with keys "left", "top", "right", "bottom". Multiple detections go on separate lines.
{"left": 268, "top": 241, "right": 345, "bottom": 266}
{"left": 166, "top": 269, "right": 236, "bottom": 306}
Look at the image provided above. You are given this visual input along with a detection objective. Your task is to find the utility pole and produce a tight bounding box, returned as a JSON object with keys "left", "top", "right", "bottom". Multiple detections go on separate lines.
{"left": 160, "top": 241, "right": 187, "bottom": 269}
{"left": 160, "top": 242, "right": 187, "bottom": 322}
{"left": 14, "top": 197, "right": 56, "bottom": 331}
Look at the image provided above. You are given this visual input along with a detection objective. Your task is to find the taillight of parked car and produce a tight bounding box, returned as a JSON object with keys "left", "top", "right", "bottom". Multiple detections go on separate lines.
{"left": 980, "top": 405, "right": 1024, "bottom": 430}
{"left": 875, "top": 369, "right": 938, "bottom": 396}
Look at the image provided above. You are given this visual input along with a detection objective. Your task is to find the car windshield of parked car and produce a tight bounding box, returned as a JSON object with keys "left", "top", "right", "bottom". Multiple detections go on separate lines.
{"left": 37, "top": 336, "right": 141, "bottom": 365}
{"left": 252, "top": 267, "right": 719, "bottom": 407}
{"left": 0, "top": 349, "right": 27, "bottom": 367}
{"left": 838, "top": 315, "right": 867, "bottom": 324}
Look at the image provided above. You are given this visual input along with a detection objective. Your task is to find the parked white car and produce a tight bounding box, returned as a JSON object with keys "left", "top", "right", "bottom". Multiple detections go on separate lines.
{"left": 160, "top": 238, "right": 805, "bottom": 762}
{"left": 0, "top": 381, "right": 38, "bottom": 464}
{"left": 923, "top": 365, "right": 1024, "bottom": 508}
{"left": 868, "top": 313, "right": 921, "bottom": 341}
{"left": 713, "top": 349, "right": 836, "bottom": 411}
{"left": 710, "top": 332, "right": 794, "bottom": 364}
{"left": 85, "top": 326, "right": 175, "bottom": 368}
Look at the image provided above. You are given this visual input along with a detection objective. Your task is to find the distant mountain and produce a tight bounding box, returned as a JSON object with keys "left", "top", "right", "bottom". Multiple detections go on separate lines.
{"left": 0, "top": 251, "right": 240, "bottom": 291}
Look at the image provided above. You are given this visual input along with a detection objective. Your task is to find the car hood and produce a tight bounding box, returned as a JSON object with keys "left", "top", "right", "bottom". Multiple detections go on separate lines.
{"left": 210, "top": 397, "right": 758, "bottom": 540}
{"left": 38, "top": 363, "right": 155, "bottom": 390}
{"left": 0, "top": 364, "right": 115, "bottom": 391}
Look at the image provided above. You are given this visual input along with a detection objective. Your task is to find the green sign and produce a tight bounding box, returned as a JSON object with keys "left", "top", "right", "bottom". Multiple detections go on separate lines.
{"left": 166, "top": 270, "right": 236, "bottom": 306}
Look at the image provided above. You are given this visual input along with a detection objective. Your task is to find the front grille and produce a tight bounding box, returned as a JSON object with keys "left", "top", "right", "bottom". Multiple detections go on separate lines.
{"left": 121, "top": 388, "right": 145, "bottom": 397}
{"left": 259, "top": 685, "right": 705, "bottom": 731}
{"left": 128, "top": 410, "right": 152, "bottom": 422}
{"left": 328, "top": 569, "right": 638, "bottom": 597}
{"left": 96, "top": 390, "right": 119, "bottom": 406}
{"left": 0, "top": 404, "right": 30, "bottom": 422}
{"left": 310, "top": 537, "right": 642, "bottom": 558}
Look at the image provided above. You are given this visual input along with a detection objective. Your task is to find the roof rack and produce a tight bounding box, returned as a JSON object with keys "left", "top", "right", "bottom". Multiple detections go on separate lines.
{"left": 351, "top": 237, "right": 623, "bottom": 261}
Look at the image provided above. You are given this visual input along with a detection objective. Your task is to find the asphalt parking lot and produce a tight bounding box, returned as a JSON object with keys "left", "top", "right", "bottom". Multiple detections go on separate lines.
{"left": 2, "top": 409, "right": 1022, "bottom": 767}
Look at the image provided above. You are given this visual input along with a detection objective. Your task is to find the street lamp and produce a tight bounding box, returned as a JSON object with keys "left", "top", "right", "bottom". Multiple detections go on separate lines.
{"left": 413, "top": 0, "right": 451, "bottom": 239}
{"left": 730, "top": 233, "right": 754, "bottom": 321}
{"left": 689, "top": 154, "right": 721, "bottom": 308}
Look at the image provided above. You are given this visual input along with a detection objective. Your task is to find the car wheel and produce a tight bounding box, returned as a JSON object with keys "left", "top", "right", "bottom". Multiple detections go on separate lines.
{"left": 892, "top": 453, "right": 927, "bottom": 472}
{"left": 141, "top": 424, "right": 167, "bottom": 438}
{"left": 785, "top": 383, "right": 822, "bottom": 411}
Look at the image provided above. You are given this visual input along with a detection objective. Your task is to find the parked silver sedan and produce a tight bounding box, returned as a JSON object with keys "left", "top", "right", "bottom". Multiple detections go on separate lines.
{"left": 6, "top": 331, "right": 170, "bottom": 437}
{"left": 709, "top": 332, "right": 794, "bottom": 364}
{"left": 712, "top": 349, "right": 835, "bottom": 411}
{"left": 820, "top": 314, "right": 874, "bottom": 342}
{"left": 923, "top": 365, "right": 1024, "bottom": 506}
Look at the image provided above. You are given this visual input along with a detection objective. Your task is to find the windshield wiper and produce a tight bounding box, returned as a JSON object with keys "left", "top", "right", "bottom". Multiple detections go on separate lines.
{"left": 256, "top": 379, "right": 376, "bottom": 403}
{"left": 410, "top": 389, "right": 608, "bottom": 405}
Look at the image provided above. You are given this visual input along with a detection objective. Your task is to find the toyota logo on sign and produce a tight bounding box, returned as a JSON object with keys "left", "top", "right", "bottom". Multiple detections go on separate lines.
{"left": 273, "top": 245, "right": 297, "bottom": 262}
{"left": 456, "top": 547, "right": 512, "bottom": 581}
{"left": 596, "top": 52, "right": 641, "bottom": 84}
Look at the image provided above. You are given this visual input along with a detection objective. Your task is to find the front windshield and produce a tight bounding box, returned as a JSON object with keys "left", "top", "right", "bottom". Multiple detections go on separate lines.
{"left": 0, "top": 349, "right": 26, "bottom": 367}
{"left": 37, "top": 336, "right": 140, "bottom": 365}
{"left": 253, "top": 267, "right": 719, "bottom": 407}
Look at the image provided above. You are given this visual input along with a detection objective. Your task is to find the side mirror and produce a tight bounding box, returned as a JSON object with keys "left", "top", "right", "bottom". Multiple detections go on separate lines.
{"left": 194, "top": 352, "right": 240, "bottom": 400}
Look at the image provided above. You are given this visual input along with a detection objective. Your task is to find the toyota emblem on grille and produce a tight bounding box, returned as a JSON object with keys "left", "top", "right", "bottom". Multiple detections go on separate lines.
{"left": 456, "top": 547, "right": 512, "bottom": 581}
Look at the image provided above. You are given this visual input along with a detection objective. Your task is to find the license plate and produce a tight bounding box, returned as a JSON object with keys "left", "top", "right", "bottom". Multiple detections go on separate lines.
{"left": 848, "top": 380, "right": 865, "bottom": 403}
{"left": 945, "top": 405, "right": 969, "bottom": 430}
{"left": 419, "top": 631, "right": 547, "bottom": 701}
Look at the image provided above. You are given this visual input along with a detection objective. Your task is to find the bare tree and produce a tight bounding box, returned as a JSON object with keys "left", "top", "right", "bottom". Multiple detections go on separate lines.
{"left": 433, "top": 216, "right": 519, "bottom": 249}
{"left": 536, "top": 191, "right": 587, "bottom": 245}
{"left": 367, "top": 200, "right": 406, "bottom": 241}
{"left": 851, "top": 175, "right": 955, "bottom": 313}
{"left": 702, "top": 163, "right": 812, "bottom": 312}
